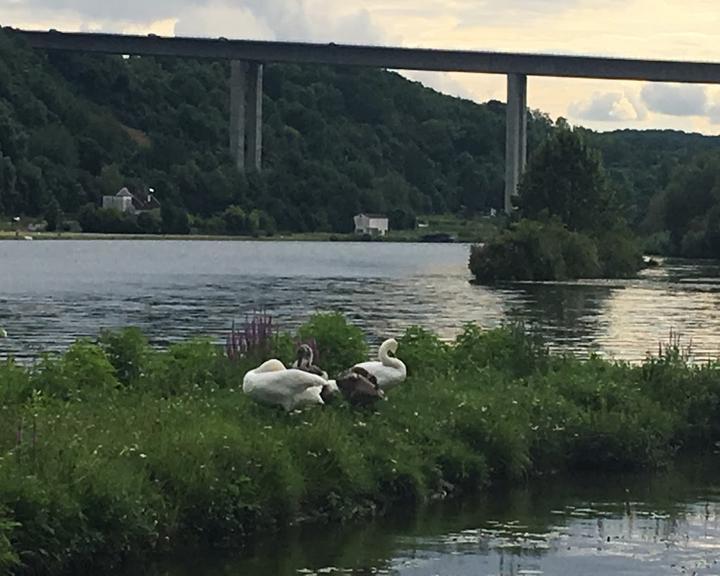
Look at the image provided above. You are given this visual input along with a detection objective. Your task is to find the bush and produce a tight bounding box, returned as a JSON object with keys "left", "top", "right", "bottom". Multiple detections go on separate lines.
{"left": 297, "top": 313, "right": 368, "bottom": 377}
{"left": 31, "top": 341, "right": 118, "bottom": 400}
{"left": 469, "top": 218, "right": 603, "bottom": 282}
{"left": 78, "top": 204, "right": 140, "bottom": 234}
{"left": 469, "top": 218, "right": 642, "bottom": 283}
{"left": 137, "top": 211, "right": 162, "bottom": 234}
{"left": 596, "top": 227, "right": 644, "bottom": 278}
{"left": 99, "top": 328, "right": 152, "bottom": 386}
{"left": 0, "top": 512, "right": 19, "bottom": 573}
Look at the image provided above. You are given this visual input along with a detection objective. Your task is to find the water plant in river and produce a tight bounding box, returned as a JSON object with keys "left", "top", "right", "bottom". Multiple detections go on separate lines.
{"left": 1, "top": 318, "right": 720, "bottom": 575}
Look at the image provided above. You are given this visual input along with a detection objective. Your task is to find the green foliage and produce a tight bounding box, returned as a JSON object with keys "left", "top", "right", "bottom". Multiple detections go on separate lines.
{"left": 655, "top": 151, "right": 720, "bottom": 258}
{"left": 3, "top": 27, "right": 718, "bottom": 239}
{"left": 297, "top": 313, "right": 368, "bottom": 377}
{"left": 0, "top": 511, "right": 18, "bottom": 572}
{"left": 2, "top": 322, "right": 720, "bottom": 574}
{"left": 596, "top": 226, "right": 644, "bottom": 277}
{"left": 469, "top": 218, "right": 605, "bottom": 282}
{"left": 31, "top": 341, "right": 119, "bottom": 400}
{"left": 78, "top": 204, "right": 140, "bottom": 234}
{"left": 453, "top": 323, "right": 548, "bottom": 377}
{"left": 160, "top": 204, "right": 190, "bottom": 235}
{"left": 0, "top": 28, "right": 548, "bottom": 232}
{"left": 0, "top": 29, "right": 133, "bottom": 218}
{"left": 588, "top": 129, "right": 720, "bottom": 229}
{"left": 99, "top": 327, "right": 151, "bottom": 386}
{"left": 518, "top": 127, "right": 616, "bottom": 233}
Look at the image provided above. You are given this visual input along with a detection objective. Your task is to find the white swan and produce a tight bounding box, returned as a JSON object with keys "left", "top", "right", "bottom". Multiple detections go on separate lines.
{"left": 243, "top": 359, "right": 330, "bottom": 411}
{"left": 353, "top": 338, "right": 407, "bottom": 391}
{"left": 0, "top": 328, "right": 6, "bottom": 338}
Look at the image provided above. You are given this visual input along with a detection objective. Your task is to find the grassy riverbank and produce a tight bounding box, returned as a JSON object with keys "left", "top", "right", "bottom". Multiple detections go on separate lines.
{"left": 0, "top": 214, "right": 499, "bottom": 243}
{"left": 1, "top": 318, "right": 720, "bottom": 574}
{"left": 0, "top": 230, "right": 348, "bottom": 242}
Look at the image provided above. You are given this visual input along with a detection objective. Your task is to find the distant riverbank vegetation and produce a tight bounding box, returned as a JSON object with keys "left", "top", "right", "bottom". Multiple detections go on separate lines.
{"left": 2, "top": 314, "right": 720, "bottom": 574}
{"left": 2, "top": 27, "right": 720, "bottom": 247}
{"left": 470, "top": 127, "right": 644, "bottom": 283}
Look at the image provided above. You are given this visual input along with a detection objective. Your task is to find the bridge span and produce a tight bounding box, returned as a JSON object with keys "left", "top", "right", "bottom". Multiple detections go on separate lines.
{"left": 15, "top": 28, "right": 720, "bottom": 212}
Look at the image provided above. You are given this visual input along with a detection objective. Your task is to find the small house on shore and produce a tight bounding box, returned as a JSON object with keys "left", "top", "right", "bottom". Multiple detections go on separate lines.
{"left": 353, "top": 213, "right": 389, "bottom": 237}
{"left": 102, "top": 187, "right": 161, "bottom": 214}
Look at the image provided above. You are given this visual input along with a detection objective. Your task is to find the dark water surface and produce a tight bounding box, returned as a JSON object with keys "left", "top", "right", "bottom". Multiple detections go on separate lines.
{"left": 135, "top": 459, "right": 720, "bottom": 576}
{"left": 1, "top": 240, "right": 720, "bottom": 361}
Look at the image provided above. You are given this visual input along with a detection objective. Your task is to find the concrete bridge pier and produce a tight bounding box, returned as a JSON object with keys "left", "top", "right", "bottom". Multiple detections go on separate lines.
{"left": 229, "top": 60, "right": 263, "bottom": 172}
{"left": 504, "top": 73, "right": 527, "bottom": 214}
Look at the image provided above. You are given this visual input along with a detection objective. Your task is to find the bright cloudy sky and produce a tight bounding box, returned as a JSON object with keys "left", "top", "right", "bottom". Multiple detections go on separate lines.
{"left": 3, "top": 0, "right": 720, "bottom": 133}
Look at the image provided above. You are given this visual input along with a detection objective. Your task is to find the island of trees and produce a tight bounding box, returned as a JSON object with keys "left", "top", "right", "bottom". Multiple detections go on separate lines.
{"left": 469, "top": 127, "right": 643, "bottom": 282}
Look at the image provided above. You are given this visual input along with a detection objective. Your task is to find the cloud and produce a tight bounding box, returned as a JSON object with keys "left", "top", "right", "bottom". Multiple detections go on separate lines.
{"left": 568, "top": 91, "right": 645, "bottom": 121}
{"left": 403, "top": 70, "right": 475, "bottom": 100}
{"left": 0, "top": 0, "right": 391, "bottom": 43}
{"left": 0, "top": 0, "right": 187, "bottom": 24}
{"left": 708, "top": 100, "right": 720, "bottom": 124}
{"left": 173, "top": 3, "right": 275, "bottom": 40}
{"left": 640, "top": 83, "right": 707, "bottom": 117}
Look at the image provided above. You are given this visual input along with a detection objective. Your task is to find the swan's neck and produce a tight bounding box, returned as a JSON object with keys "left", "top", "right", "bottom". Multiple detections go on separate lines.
{"left": 379, "top": 345, "right": 404, "bottom": 372}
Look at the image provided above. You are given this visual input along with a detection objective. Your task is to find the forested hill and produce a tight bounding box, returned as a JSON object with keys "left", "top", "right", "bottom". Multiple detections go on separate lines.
{"left": 0, "top": 27, "right": 549, "bottom": 233}
{"left": 1, "top": 26, "right": 720, "bottom": 235}
{"left": 587, "top": 129, "right": 720, "bottom": 227}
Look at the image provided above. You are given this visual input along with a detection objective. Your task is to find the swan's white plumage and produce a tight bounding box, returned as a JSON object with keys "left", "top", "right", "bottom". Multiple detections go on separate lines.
{"left": 353, "top": 338, "right": 406, "bottom": 391}
{"left": 243, "top": 360, "right": 329, "bottom": 411}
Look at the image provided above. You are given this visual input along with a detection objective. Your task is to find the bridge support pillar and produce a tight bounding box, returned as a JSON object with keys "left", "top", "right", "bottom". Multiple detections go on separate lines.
{"left": 504, "top": 73, "right": 527, "bottom": 214}
{"left": 229, "top": 60, "right": 263, "bottom": 172}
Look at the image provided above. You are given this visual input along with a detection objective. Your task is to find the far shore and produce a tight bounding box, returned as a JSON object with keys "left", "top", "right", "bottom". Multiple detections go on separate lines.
{"left": 0, "top": 230, "right": 470, "bottom": 243}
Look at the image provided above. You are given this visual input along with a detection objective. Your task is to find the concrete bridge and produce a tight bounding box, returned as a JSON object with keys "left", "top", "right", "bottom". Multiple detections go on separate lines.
{"left": 15, "top": 28, "right": 720, "bottom": 213}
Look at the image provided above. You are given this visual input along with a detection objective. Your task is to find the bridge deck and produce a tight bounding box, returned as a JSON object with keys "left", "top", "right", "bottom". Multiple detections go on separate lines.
{"left": 12, "top": 29, "right": 720, "bottom": 84}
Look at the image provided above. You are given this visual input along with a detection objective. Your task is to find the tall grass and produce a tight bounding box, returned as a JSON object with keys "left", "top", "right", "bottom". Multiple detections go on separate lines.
{"left": 1, "top": 317, "right": 719, "bottom": 574}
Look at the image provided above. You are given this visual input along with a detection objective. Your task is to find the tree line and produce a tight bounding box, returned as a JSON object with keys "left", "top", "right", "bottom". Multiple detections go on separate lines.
{"left": 1, "top": 26, "right": 720, "bottom": 247}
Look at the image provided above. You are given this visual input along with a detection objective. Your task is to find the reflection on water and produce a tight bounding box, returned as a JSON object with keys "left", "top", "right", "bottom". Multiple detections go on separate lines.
{"left": 1, "top": 240, "right": 720, "bottom": 361}
{"left": 135, "top": 459, "right": 720, "bottom": 576}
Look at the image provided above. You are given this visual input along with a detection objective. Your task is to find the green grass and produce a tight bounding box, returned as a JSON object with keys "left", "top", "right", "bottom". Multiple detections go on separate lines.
{"left": 387, "top": 213, "right": 503, "bottom": 243}
{"left": 1, "top": 318, "right": 720, "bottom": 574}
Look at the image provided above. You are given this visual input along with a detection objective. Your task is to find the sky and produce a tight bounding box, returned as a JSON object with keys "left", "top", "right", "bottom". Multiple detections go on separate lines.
{"left": 2, "top": 0, "right": 720, "bottom": 134}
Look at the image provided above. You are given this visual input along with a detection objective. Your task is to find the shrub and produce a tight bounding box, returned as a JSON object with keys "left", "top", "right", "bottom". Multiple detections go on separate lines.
{"left": 31, "top": 341, "right": 118, "bottom": 400}
{"left": 99, "top": 328, "right": 152, "bottom": 386}
{"left": 469, "top": 218, "right": 640, "bottom": 283}
{"left": 596, "top": 227, "right": 644, "bottom": 278}
{"left": 297, "top": 313, "right": 368, "bottom": 377}
{"left": 0, "top": 511, "right": 19, "bottom": 573}
{"left": 453, "top": 323, "right": 548, "bottom": 377}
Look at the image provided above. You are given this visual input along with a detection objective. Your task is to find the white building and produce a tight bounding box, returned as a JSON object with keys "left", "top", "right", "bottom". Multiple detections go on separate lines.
{"left": 101, "top": 187, "right": 161, "bottom": 214}
{"left": 353, "top": 213, "right": 389, "bottom": 237}
{"left": 102, "top": 188, "right": 135, "bottom": 214}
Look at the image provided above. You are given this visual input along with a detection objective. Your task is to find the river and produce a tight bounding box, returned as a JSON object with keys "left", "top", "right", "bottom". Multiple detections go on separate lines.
{"left": 1, "top": 240, "right": 719, "bottom": 362}
{"left": 133, "top": 459, "right": 720, "bottom": 576}
{"left": 3, "top": 239, "right": 720, "bottom": 574}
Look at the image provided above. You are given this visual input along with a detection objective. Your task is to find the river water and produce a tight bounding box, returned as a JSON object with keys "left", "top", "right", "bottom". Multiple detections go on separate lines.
{"left": 1, "top": 240, "right": 719, "bottom": 362}
{"left": 3, "top": 240, "right": 720, "bottom": 573}
{"left": 135, "top": 459, "right": 720, "bottom": 576}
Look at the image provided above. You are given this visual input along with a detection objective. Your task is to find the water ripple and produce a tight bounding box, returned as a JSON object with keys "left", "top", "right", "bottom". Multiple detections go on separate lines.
{"left": 1, "top": 242, "right": 719, "bottom": 363}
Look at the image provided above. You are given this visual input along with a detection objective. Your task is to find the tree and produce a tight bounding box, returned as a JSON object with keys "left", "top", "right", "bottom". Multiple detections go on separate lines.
{"left": 662, "top": 153, "right": 720, "bottom": 253}
{"left": 137, "top": 210, "right": 162, "bottom": 234}
{"left": 518, "top": 127, "right": 617, "bottom": 233}
{"left": 223, "top": 205, "right": 247, "bottom": 235}
{"left": 44, "top": 196, "right": 60, "bottom": 231}
{"left": 161, "top": 203, "right": 190, "bottom": 235}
